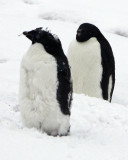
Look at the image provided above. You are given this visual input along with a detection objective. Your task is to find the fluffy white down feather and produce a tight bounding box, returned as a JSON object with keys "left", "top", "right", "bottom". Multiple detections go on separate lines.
{"left": 19, "top": 43, "right": 70, "bottom": 136}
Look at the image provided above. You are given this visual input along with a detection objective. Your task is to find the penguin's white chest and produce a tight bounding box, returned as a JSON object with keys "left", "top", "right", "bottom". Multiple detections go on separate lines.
{"left": 19, "top": 43, "right": 70, "bottom": 136}
{"left": 68, "top": 38, "right": 103, "bottom": 98}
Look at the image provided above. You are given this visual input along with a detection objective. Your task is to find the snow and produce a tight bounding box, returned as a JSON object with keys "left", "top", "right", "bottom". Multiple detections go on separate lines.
{"left": 0, "top": 0, "right": 128, "bottom": 160}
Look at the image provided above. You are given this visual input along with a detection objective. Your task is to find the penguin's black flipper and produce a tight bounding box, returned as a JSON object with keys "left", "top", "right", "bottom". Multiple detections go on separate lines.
{"left": 99, "top": 37, "right": 115, "bottom": 102}
{"left": 56, "top": 57, "right": 73, "bottom": 115}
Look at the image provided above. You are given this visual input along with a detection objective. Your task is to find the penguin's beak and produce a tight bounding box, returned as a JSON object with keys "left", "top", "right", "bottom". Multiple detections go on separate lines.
{"left": 23, "top": 31, "right": 34, "bottom": 42}
{"left": 23, "top": 31, "right": 28, "bottom": 36}
{"left": 77, "top": 29, "right": 83, "bottom": 38}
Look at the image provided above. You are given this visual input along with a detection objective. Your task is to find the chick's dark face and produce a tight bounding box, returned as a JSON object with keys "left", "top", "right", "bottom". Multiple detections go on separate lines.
{"left": 23, "top": 28, "right": 42, "bottom": 43}
{"left": 23, "top": 28, "right": 61, "bottom": 55}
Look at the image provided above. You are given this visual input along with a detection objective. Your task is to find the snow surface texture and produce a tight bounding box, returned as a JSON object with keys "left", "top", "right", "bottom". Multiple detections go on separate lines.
{"left": 0, "top": 0, "right": 128, "bottom": 160}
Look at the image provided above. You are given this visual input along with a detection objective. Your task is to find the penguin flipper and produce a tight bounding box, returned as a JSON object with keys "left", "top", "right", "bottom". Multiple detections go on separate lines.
{"left": 57, "top": 60, "right": 73, "bottom": 115}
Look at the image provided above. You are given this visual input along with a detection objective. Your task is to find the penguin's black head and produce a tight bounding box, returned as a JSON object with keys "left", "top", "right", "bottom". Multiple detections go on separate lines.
{"left": 76, "top": 23, "right": 102, "bottom": 42}
{"left": 23, "top": 27, "right": 62, "bottom": 56}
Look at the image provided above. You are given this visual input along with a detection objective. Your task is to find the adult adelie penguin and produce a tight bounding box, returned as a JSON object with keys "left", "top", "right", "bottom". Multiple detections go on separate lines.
{"left": 19, "top": 28, "right": 72, "bottom": 136}
{"left": 67, "top": 23, "right": 115, "bottom": 102}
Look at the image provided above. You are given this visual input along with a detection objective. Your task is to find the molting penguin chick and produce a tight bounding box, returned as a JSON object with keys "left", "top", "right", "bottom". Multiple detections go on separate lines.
{"left": 67, "top": 23, "right": 115, "bottom": 102}
{"left": 19, "top": 27, "right": 72, "bottom": 136}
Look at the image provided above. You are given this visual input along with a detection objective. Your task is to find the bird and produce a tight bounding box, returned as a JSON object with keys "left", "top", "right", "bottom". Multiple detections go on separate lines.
{"left": 19, "top": 27, "right": 72, "bottom": 136}
{"left": 67, "top": 23, "right": 115, "bottom": 102}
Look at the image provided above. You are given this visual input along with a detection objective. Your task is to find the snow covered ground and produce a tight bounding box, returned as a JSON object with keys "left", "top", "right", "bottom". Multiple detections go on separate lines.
{"left": 0, "top": 0, "right": 128, "bottom": 159}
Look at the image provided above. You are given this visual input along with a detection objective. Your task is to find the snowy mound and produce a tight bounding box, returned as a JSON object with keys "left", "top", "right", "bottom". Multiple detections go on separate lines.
{"left": 0, "top": 95, "right": 128, "bottom": 160}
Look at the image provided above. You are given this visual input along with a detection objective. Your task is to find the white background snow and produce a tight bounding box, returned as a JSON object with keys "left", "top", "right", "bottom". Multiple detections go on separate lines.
{"left": 0, "top": 0, "right": 128, "bottom": 159}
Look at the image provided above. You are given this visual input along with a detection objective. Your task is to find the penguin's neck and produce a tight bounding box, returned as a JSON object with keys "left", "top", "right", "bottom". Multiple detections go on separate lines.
{"left": 25, "top": 43, "right": 56, "bottom": 65}
{"left": 83, "top": 37, "right": 97, "bottom": 44}
{"left": 27, "top": 43, "right": 47, "bottom": 56}
{"left": 76, "top": 37, "right": 99, "bottom": 49}
{"left": 73, "top": 37, "right": 101, "bottom": 62}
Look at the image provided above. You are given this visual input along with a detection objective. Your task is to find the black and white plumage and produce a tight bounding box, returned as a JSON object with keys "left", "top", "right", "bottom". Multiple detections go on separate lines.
{"left": 67, "top": 23, "right": 115, "bottom": 102}
{"left": 19, "top": 28, "right": 72, "bottom": 136}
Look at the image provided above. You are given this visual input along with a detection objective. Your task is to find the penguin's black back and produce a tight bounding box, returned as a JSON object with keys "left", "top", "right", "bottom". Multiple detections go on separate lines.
{"left": 41, "top": 31, "right": 73, "bottom": 115}
{"left": 41, "top": 32, "right": 72, "bottom": 115}
{"left": 97, "top": 36, "right": 115, "bottom": 102}
{"left": 55, "top": 53, "right": 72, "bottom": 115}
